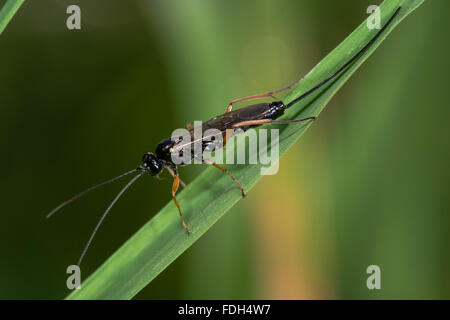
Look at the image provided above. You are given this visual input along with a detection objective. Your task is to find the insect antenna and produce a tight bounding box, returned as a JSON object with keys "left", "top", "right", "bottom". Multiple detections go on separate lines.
{"left": 285, "top": 6, "right": 401, "bottom": 109}
{"left": 77, "top": 171, "right": 144, "bottom": 266}
{"left": 46, "top": 168, "right": 139, "bottom": 219}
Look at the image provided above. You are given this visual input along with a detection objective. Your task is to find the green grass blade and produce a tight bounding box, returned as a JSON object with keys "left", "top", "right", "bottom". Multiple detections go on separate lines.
{"left": 0, "top": 0, "right": 24, "bottom": 35}
{"left": 67, "top": 0, "right": 424, "bottom": 300}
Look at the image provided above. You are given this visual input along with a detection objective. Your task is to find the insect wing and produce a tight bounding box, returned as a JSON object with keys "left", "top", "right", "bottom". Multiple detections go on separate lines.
{"left": 171, "top": 103, "right": 272, "bottom": 153}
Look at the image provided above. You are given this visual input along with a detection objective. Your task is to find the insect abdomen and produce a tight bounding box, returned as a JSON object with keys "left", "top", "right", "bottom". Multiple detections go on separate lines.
{"left": 265, "top": 101, "right": 286, "bottom": 120}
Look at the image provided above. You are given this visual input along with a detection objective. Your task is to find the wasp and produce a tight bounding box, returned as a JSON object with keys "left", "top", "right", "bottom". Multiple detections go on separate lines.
{"left": 47, "top": 7, "right": 401, "bottom": 266}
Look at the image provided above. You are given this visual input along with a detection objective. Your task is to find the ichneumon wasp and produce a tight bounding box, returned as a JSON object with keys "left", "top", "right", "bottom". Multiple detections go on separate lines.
{"left": 47, "top": 7, "right": 401, "bottom": 266}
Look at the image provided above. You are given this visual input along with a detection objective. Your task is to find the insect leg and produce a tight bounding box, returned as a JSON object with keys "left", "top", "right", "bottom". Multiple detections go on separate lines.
{"left": 225, "top": 75, "right": 306, "bottom": 113}
{"left": 221, "top": 128, "right": 234, "bottom": 150}
{"left": 231, "top": 116, "right": 316, "bottom": 128}
{"left": 159, "top": 171, "right": 187, "bottom": 188}
{"left": 203, "top": 159, "right": 246, "bottom": 198}
{"left": 177, "top": 176, "right": 187, "bottom": 188}
{"left": 167, "top": 167, "right": 190, "bottom": 234}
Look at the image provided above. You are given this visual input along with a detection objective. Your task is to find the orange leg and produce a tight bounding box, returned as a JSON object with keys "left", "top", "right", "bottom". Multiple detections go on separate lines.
{"left": 225, "top": 75, "right": 306, "bottom": 113}
{"left": 231, "top": 116, "right": 316, "bottom": 129}
{"left": 203, "top": 159, "right": 246, "bottom": 198}
{"left": 222, "top": 128, "right": 234, "bottom": 150}
{"left": 165, "top": 167, "right": 187, "bottom": 188}
{"left": 167, "top": 167, "right": 190, "bottom": 234}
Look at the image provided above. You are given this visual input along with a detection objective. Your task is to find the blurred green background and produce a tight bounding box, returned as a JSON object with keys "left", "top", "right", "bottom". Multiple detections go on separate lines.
{"left": 1, "top": 0, "right": 448, "bottom": 299}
